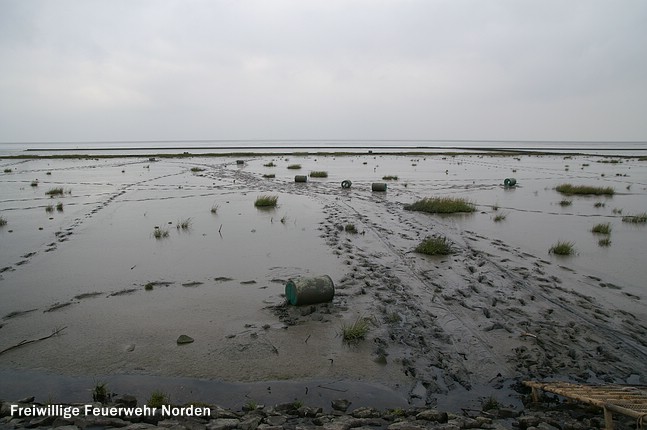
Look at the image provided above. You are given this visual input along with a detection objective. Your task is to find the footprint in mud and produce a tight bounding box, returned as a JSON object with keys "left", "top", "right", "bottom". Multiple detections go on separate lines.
{"left": 44, "top": 302, "right": 75, "bottom": 313}
{"left": 182, "top": 281, "right": 204, "bottom": 287}
{"left": 3, "top": 309, "right": 38, "bottom": 320}
{"left": 108, "top": 288, "right": 138, "bottom": 297}
{"left": 74, "top": 292, "right": 103, "bottom": 300}
{"left": 214, "top": 277, "right": 234, "bottom": 282}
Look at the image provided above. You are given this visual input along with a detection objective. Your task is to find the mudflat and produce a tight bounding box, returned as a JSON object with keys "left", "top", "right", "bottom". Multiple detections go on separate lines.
{"left": 0, "top": 153, "right": 645, "bottom": 409}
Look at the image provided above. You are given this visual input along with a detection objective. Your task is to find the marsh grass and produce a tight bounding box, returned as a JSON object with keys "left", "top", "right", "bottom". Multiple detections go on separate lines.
{"left": 591, "top": 222, "right": 612, "bottom": 234}
{"left": 558, "top": 200, "right": 572, "bottom": 207}
{"left": 549, "top": 241, "right": 576, "bottom": 256}
{"left": 622, "top": 213, "right": 647, "bottom": 224}
{"left": 493, "top": 213, "right": 507, "bottom": 222}
{"left": 210, "top": 204, "right": 219, "bottom": 214}
{"left": 30, "top": 180, "right": 38, "bottom": 187}
{"left": 594, "top": 202, "right": 605, "bottom": 208}
{"left": 45, "top": 187, "right": 65, "bottom": 196}
{"left": 555, "top": 183, "right": 614, "bottom": 196}
{"left": 148, "top": 391, "right": 170, "bottom": 408}
{"left": 262, "top": 173, "right": 276, "bottom": 178}
{"left": 263, "top": 162, "right": 276, "bottom": 167}
{"left": 415, "top": 236, "right": 452, "bottom": 255}
{"left": 287, "top": 164, "right": 301, "bottom": 170}
{"left": 405, "top": 197, "right": 475, "bottom": 214}
{"left": 3, "top": 168, "right": 11, "bottom": 173}
{"left": 177, "top": 218, "right": 192, "bottom": 230}
{"left": 598, "top": 238, "right": 612, "bottom": 247}
{"left": 0, "top": 216, "right": 6, "bottom": 226}
{"left": 341, "top": 317, "right": 370, "bottom": 344}
{"left": 345, "top": 223, "right": 358, "bottom": 233}
{"left": 597, "top": 159, "right": 622, "bottom": 164}
{"left": 92, "top": 382, "right": 110, "bottom": 403}
{"left": 56, "top": 202, "right": 64, "bottom": 212}
{"left": 254, "top": 195, "right": 279, "bottom": 208}
{"left": 190, "top": 167, "right": 205, "bottom": 172}
{"left": 309, "top": 171, "right": 328, "bottom": 178}
{"left": 153, "top": 227, "right": 170, "bottom": 239}
{"left": 482, "top": 395, "right": 500, "bottom": 411}
{"left": 45, "top": 204, "right": 54, "bottom": 213}
{"left": 382, "top": 175, "right": 398, "bottom": 180}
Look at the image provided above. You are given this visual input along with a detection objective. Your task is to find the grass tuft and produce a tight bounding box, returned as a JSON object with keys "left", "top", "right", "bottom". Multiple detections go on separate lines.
{"left": 262, "top": 173, "right": 276, "bottom": 178}
{"left": 622, "top": 213, "right": 647, "bottom": 224}
{"left": 210, "top": 204, "right": 219, "bottom": 214}
{"left": 56, "top": 202, "right": 64, "bottom": 212}
{"left": 405, "top": 197, "right": 475, "bottom": 214}
{"left": 153, "top": 227, "right": 170, "bottom": 239}
{"left": 591, "top": 222, "right": 611, "bottom": 235}
{"left": 254, "top": 195, "right": 279, "bottom": 208}
{"left": 0, "top": 216, "right": 7, "bottom": 226}
{"left": 549, "top": 241, "right": 576, "bottom": 256}
{"left": 4, "top": 168, "right": 12, "bottom": 173}
{"left": 598, "top": 238, "right": 611, "bottom": 247}
{"left": 382, "top": 175, "right": 398, "bottom": 180}
{"left": 309, "top": 171, "right": 328, "bottom": 178}
{"left": 345, "top": 223, "right": 358, "bottom": 233}
{"left": 555, "top": 183, "right": 614, "bottom": 196}
{"left": 263, "top": 162, "right": 276, "bottom": 167}
{"left": 190, "top": 167, "right": 205, "bottom": 172}
{"left": 341, "top": 317, "right": 371, "bottom": 344}
{"left": 92, "top": 382, "right": 110, "bottom": 403}
{"left": 493, "top": 213, "right": 507, "bottom": 222}
{"left": 287, "top": 164, "right": 301, "bottom": 170}
{"left": 30, "top": 180, "right": 38, "bottom": 187}
{"left": 45, "top": 187, "right": 65, "bottom": 196}
{"left": 594, "top": 202, "right": 605, "bottom": 208}
{"left": 415, "top": 236, "right": 452, "bottom": 255}
{"left": 148, "top": 391, "right": 170, "bottom": 408}
{"left": 45, "top": 204, "right": 54, "bottom": 213}
{"left": 176, "top": 218, "right": 192, "bottom": 230}
{"left": 558, "top": 200, "right": 572, "bottom": 207}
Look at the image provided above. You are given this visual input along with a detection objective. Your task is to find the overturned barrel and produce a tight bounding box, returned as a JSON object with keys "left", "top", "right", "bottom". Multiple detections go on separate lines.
{"left": 372, "top": 183, "right": 387, "bottom": 192}
{"left": 285, "top": 275, "right": 334, "bottom": 306}
{"left": 295, "top": 175, "right": 308, "bottom": 183}
{"left": 341, "top": 180, "right": 352, "bottom": 189}
{"left": 504, "top": 178, "right": 517, "bottom": 187}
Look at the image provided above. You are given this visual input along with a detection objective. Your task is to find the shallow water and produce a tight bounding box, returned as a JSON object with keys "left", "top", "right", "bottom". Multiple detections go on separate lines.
{"left": 1, "top": 153, "right": 646, "bottom": 405}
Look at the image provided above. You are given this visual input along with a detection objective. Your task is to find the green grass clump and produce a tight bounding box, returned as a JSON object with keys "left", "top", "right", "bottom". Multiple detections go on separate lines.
{"left": 405, "top": 197, "right": 475, "bottom": 214}
{"left": 254, "top": 195, "right": 279, "bottom": 208}
{"left": 262, "top": 173, "right": 276, "bottom": 178}
{"left": 493, "top": 213, "right": 507, "bottom": 222}
{"left": 148, "top": 390, "right": 169, "bottom": 408}
{"left": 345, "top": 223, "right": 358, "bottom": 233}
{"left": 597, "top": 159, "right": 622, "bottom": 164}
{"left": 176, "top": 218, "right": 192, "bottom": 230}
{"left": 45, "top": 187, "right": 65, "bottom": 196}
{"left": 622, "top": 213, "right": 647, "bottom": 224}
{"left": 56, "top": 202, "right": 64, "bottom": 212}
{"left": 558, "top": 200, "right": 572, "bottom": 207}
{"left": 30, "top": 180, "right": 38, "bottom": 187}
{"left": 287, "top": 164, "right": 301, "bottom": 170}
{"left": 309, "top": 171, "right": 328, "bottom": 178}
{"left": 190, "top": 167, "right": 205, "bottom": 172}
{"left": 415, "top": 236, "right": 452, "bottom": 255}
{"left": 4, "top": 168, "right": 12, "bottom": 173}
{"left": 598, "top": 238, "right": 611, "bottom": 247}
{"left": 0, "top": 216, "right": 7, "bottom": 226}
{"left": 153, "top": 227, "right": 170, "bottom": 239}
{"left": 263, "top": 162, "right": 276, "bottom": 167}
{"left": 382, "top": 175, "right": 398, "bottom": 180}
{"left": 594, "top": 202, "right": 605, "bottom": 208}
{"left": 341, "top": 317, "right": 370, "bottom": 344}
{"left": 555, "top": 183, "right": 614, "bottom": 196}
{"left": 591, "top": 223, "right": 611, "bottom": 235}
{"left": 482, "top": 395, "right": 500, "bottom": 411}
{"left": 45, "top": 204, "right": 54, "bottom": 213}
{"left": 210, "top": 204, "right": 219, "bottom": 214}
{"left": 549, "top": 241, "right": 576, "bottom": 256}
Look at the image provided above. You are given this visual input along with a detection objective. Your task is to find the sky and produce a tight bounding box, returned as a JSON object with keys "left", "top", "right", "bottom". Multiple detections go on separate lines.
{"left": 1, "top": 0, "right": 646, "bottom": 143}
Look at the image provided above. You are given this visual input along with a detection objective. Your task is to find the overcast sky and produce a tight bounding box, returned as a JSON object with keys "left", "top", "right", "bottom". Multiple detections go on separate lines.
{"left": 1, "top": 0, "right": 646, "bottom": 143}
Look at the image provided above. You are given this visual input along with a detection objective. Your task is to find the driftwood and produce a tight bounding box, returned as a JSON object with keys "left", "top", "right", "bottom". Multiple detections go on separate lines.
{"left": 0, "top": 326, "right": 67, "bottom": 356}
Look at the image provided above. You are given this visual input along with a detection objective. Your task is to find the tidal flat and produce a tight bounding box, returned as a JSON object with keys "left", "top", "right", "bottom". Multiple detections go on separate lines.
{"left": 0, "top": 153, "right": 646, "bottom": 410}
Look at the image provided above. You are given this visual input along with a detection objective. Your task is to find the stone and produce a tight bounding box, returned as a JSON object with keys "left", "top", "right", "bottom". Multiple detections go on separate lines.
{"left": 177, "top": 335, "right": 195, "bottom": 344}
{"left": 351, "top": 407, "right": 380, "bottom": 419}
{"left": 387, "top": 421, "right": 426, "bottom": 430}
{"left": 17, "top": 397, "right": 34, "bottom": 404}
{"left": 113, "top": 394, "right": 138, "bottom": 407}
{"left": 207, "top": 418, "right": 240, "bottom": 430}
{"left": 496, "top": 408, "right": 520, "bottom": 418}
{"left": 264, "top": 415, "right": 287, "bottom": 426}
{"left": 239, "top": 416, "right": 262, "bottom": 430}
{"left": 331, "top": 399, "right": 351, "bottom": 412}
{"left": 297, "top": 406, "right": 322, "bottom": 418}
{"left": 415, "top": 409, "right": 448, "bottom": 423}
{"left": 518, "top": 416, "right": 542, "bottom": 429}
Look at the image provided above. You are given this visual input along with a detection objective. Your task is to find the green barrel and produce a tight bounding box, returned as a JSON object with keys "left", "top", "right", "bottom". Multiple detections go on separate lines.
{"left": 295, "top": 175, "right": 308, "bottom": 183}
{"left": 372, "top": 183, "right": 387, "bottom": 192}
{"left": 504, "top": 178, "right": 517, "bottom": 187}
{"left": 285, "top": 275, "right": 334, "bottom": 306}
{"left": 341, "top": 180, "right": 352, "bottom": 189}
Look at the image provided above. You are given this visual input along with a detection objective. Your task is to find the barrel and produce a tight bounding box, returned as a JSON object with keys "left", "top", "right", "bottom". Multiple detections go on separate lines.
{"left": 341, "top": 180, "right": 352, "bottom": 189}
{"left": 285, "top": 275, "right": 334, "bottom": 306}
{"left": 504, "top": 178, "right": 517, "bottom": 187}
{"left": 371, "top": 183, "right": 387, "bottom": 192}
{"left": 236, "top": 160, "right": 245, "bottom": 165}
{"left": 295, "top": 175, "right": 308, "bottom": 183}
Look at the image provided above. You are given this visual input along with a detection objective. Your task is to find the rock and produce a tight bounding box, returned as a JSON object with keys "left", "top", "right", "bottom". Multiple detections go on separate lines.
{"left": 123, "top": 424, "right": 158, "bottom": 430}
{"left": 74, "top": 416, "right": 129, "bottom": 428}
{"left": 114, "top": 394, "right": 138, "bottom": 407}
{"left": 264, "top": 415, "right": 287, "bottom": 426}
{"left": 297, "top": 406, "right": 322, "bottom": 418}
{"left": 211, "top": 406, "right": 240, "bottom": 419}
{"left": 17, "top": 397, "right": 34, "bottom": 404}
{"left": 351, "top": 407, "right": 380, "bottom": 418}
{"left": 496, "top": 408, "right": 520, "bottom": 418}
{"left": 157, "top": 419, "right": 181, "bottom": 428}
{"left": 25, "top": 416, "right": 55, "bottom": 428}
{"left": 415, "top": 409, "right": 448, "bottom": 423}
{"left": 207, "top": 418, "right": 240, "bottom": 430}
{"left": 240, "top": 416, "right": 262, "bottom": 430}
{"left": 518, "top": 416, "right": 542, "bottom": 429}
{"left": 387, "top": 421, "right": 426, "bottom": 430}
{"left": 177, "top": 335, "right": 195, "bottom": 344}
{"left": 53, "top": 426, "right": 80, "bottom": 430}
{"left": 0, "top": 402, "right": 12, "bottom": 418}
{"left": 331, "top": 399, "right": 351, "bottom": 412}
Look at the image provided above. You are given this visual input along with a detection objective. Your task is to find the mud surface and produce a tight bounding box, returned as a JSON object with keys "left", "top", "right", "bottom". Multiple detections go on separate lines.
{"left": 0, "top": 154, "right": 646, "bottom": 408}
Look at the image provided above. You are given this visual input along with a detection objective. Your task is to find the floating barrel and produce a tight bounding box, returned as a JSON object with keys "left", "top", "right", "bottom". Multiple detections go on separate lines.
{"left": 236, "top": 160, "right": 245, "bottom": 165}
{"left": 371, "top": 183, "right": 387, "bottom": 192}
{"left": 285, "top": 275, "right": 335, "bottom": 306}
{"left": 295, "top": 175, "right": 308, "bottom": 183}
{"left": 341, "top": 180, "right": 352, "bottom": 189}
{"left": 504, "top": 178, "right": 517, "bottom": 187}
